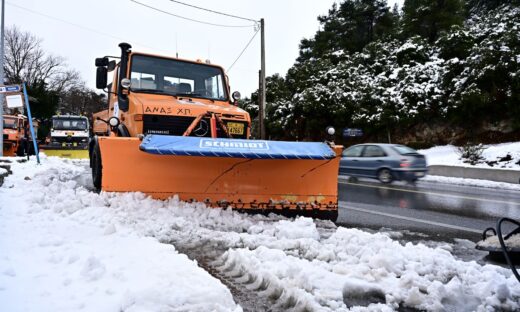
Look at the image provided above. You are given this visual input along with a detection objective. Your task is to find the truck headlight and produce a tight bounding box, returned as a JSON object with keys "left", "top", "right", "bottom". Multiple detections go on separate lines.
{"left": 108, "top": 117, "right": 120, "bottom": 127}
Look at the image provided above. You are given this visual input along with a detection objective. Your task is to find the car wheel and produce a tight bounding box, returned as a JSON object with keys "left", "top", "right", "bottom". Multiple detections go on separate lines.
{"left": 377, "top": 168, "right": 393, "bottom": 184}
{"left": 91, "top": 141, "right": 102, "bottom": 190}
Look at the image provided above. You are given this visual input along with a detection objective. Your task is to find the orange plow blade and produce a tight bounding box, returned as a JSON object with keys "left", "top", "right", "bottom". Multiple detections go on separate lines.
{"left": 98, "top": 136, "right": 342, "bottom": 220}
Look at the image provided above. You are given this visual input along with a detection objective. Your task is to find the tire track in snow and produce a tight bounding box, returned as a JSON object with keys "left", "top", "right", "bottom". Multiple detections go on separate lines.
{"left": 171, "top": 241, "right": 279, "bottom": 312}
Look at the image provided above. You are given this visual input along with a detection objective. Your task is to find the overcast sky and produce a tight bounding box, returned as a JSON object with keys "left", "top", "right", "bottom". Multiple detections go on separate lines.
{"left": 6, "top": 0, "right": 403, "bottom": 97}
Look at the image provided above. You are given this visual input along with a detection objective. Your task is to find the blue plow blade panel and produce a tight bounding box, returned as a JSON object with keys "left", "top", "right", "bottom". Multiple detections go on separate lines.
{"left": 139, "top": 135, "right": 336, "bottom": 160}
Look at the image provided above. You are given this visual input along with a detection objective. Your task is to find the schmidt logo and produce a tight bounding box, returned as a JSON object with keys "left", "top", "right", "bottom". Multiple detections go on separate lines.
{"left": 200, "top": 139, "right": 269, "bottom": 150}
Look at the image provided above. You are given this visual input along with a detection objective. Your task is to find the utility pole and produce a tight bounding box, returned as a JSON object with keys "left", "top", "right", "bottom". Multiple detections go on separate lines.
{"left": 259, "top": 18, "right": 266, "bottom": 140}
{"left": 0, "top": 0, "right": 5, "bottom": 157}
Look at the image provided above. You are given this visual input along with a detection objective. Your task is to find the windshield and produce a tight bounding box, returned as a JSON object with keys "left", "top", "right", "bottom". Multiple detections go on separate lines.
{"left": 3, "top": 117, "right": 18, "bottom": 129}
{"left": 52, "top": 118, "right": 88, "bottom": 131}
{"left": 130, "top": 54, "right": 228, "bottom": 101}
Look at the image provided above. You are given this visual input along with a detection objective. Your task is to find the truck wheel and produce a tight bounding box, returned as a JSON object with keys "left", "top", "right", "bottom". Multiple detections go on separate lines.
{"left": 91, "top": 142, "right": 102, "bottom": 190}
{"left": 377, "top": 168, "right": 393, "bottom": 184}
{"left": 16, "top": 141, "right": 26, "bottom": 157}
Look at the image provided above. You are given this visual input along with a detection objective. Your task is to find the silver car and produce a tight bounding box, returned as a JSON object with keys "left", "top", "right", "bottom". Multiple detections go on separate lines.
{"left": 339, "top": 144, "right": 428, "bottom": 183}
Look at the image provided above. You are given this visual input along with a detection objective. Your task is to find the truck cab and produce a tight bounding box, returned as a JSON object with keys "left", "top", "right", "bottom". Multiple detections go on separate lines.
{"left": 94, "top": 43, "right": 251, "bottom": 141}
{"left": 2, "top": 115, "right": 28, "bottom": 156}
{"left": 46, "top": 115, "right": 90, "bottom": 147}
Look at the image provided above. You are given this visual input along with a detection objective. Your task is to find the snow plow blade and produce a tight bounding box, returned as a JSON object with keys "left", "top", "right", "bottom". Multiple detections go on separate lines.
{"left": 98, "top": 135, "right": 342, "bottom": 220}
{"left": 41, "top": 147, "right": 89, "bottom": 159}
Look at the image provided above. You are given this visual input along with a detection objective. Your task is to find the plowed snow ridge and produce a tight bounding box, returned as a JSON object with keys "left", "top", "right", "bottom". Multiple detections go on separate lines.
{"left": 0, "top": 155, "right": 519, "bottom": 311}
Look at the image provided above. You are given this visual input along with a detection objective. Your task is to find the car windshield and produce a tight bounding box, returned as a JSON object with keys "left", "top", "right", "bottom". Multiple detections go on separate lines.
{"left": 3, "top": 117, "right": 18, "bottom": 129}
{"left": 130, "top": 54, "right": 228, "bottom": 101}
{"left": 392, "top": 145, "right": 418, "bottom": 155}
{"left": 52, "top": 118, "right": 88, "bottom": 130}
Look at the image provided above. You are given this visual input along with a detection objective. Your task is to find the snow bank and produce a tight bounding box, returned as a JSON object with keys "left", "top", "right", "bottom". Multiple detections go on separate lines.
{"left": 420, "top": 142, "right": 520, "bottom": 170}
{"left": 0, "top": 157, "right": 240, "bottom": 312}
{"left": 422, "top": 175, "right": 520, "bottom": 191}
{"left": 1, "top": 157, "right": 520, "bottom": 311}
{"left": 216, "top": 228, "right": 520, "bottom": 311}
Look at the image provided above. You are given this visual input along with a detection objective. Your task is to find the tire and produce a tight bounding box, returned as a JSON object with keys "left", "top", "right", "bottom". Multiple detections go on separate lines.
{"left": 377, "top": 168, "right": 393, "bottom": 184}
{"left": 91, "top": 141, "right": 102, "bottom": 190}
{"left": 16, "top": 140, "right": 27, "bottom": 157}
{"left": 88, "top": 138, "right": 96, "bottom": 168}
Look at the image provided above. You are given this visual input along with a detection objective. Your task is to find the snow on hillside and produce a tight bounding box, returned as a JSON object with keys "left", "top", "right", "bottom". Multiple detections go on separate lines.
{"left": 1, "top": 156, "right": 520, "bottom": 311}
{"left": 419, "top": 142, "right": 520, "bottom": 170}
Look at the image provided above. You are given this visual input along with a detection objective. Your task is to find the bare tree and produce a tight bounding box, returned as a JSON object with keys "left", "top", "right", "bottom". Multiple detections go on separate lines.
{"left": 59, "top": 88, "right": 106, "bottom": 116}
{"left": 4, "top": 25, "right": 83, "bottom": 92}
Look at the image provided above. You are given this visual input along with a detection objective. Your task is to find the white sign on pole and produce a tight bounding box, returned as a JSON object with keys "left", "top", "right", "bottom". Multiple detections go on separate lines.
{"left": 6, "top": 94, "right": 23, "bottom": 108}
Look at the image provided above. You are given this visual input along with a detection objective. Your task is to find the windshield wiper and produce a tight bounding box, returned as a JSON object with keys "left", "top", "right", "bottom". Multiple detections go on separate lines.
{"left": 132, "top": 88, "right": 168, "bottom": 94}
{"left": 174, "top": 92, "right": 202, "bottom": 97}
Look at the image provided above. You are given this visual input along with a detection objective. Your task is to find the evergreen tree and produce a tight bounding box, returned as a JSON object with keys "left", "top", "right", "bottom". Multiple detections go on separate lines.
{"left": 402, "top": 0, "right": 465, "bottom": 43}
{"left": 298, "top": 0, "right": 397, "bottom": 62}
{"left": 466, "top": 0, "right": 520, "bottom": 14}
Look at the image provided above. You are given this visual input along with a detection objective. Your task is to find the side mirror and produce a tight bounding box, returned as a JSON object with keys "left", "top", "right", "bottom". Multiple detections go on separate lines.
{"left": 96, "top": 66, "right": 108, "bottom": 89}
{"left": 95, "top": 57, "right": 109, "bottom": 67}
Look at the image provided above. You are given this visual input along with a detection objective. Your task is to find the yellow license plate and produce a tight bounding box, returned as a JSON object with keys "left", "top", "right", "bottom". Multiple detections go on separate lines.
{"left": 227, "top": 122, "right": 244, "bottom": 135}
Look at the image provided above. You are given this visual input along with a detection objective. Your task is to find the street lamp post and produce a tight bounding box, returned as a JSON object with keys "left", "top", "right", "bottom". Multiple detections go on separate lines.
{"left": 0, "top": 0, "right": 5, "bottom": 157}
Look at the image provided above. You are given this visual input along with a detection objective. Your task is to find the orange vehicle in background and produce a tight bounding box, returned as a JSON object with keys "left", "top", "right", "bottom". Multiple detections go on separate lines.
{"left": 2, "top": 114, "right": 30, "bottom": 157}
{"left": 91, "top": 43, "right": 341, "bottom": 220}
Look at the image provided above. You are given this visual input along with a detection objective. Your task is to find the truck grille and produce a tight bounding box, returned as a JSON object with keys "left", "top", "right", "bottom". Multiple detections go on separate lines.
{"left": 143, "top": 115, "right": 247, "bottom": 139}
{"left": 51, "top": 136, "right": 88, "bottom": 144}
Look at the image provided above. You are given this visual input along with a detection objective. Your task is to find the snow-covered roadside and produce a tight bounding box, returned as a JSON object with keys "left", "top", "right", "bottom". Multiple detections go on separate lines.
{"left": 422, "top": 175, "right": 520, "bottom": 191}
{"left": 1, "top": 157, "right": 520, "bottom": 311}
{"left": 0, "top": 156, "right": 240, "bottom": 312}
{"left": 419, "top": 142, "right": 520, "bottom": 170}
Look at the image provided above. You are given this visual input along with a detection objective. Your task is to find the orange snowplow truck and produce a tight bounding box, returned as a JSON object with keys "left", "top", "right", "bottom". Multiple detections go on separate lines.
{"left": 91, "top": 43, "right": 342, "bottom": 220}
{"left": 2, "top": 114, "right": 30, "bottom": 157}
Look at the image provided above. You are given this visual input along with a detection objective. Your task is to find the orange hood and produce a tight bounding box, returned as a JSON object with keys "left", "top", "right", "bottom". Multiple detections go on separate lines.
{"left": 129, "top": 93, "right": 249, "bottom": 120}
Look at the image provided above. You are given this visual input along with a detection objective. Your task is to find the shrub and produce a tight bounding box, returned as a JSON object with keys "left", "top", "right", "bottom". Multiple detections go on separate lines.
{"left": 457, "top": 142, "right": 487, "bottom": 165}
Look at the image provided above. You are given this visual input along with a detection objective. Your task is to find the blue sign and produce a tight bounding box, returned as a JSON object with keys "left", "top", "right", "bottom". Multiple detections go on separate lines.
{"left": 140, "top": 135, "right": 336, "bottom": 160}
{"left": 0, "top": 85, "right": 21, "bottom": 93}
{"left": 343, "top": 128, "right": 364, "bottom": 137}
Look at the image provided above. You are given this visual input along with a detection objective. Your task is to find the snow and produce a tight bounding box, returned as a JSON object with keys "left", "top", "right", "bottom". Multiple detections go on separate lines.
{"left": 477, "top": 233, "right": 520, "bottom": 249}
{"left": 0, "top": 167, "right": 7, "bottom": 175}
{"left": 422, "top": 175, "right": 520, "bottom": 191}
{"left": 419, "top": 142, "right": 520, "bottom": 170}
{"left": 1, "top": 156, "right": 520, "bottom": 311}
{"left": 0, "top": 157, "right": 240, "bottom": 312}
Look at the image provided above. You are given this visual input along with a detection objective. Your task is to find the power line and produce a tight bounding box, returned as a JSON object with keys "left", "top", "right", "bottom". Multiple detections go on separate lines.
{"left": 227, "top": 28, "right": 259, "bottom": 72}
{"left": 166, "top": 0, "right": 258, "bottom": 23}
{"left": 6, "top": 2, "right": 160, "bottom": 52}
{"left": 130, "top": 0, "right": 256, "bottom": 28}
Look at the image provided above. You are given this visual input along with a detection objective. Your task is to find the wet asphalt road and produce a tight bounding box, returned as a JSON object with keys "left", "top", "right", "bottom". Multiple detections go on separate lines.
{"left": 336, "top": 176, "right": 520, "bottom": 243}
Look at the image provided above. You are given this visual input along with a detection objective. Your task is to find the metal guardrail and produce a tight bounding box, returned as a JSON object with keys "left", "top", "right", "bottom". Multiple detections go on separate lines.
{"left": 428, "top": 165, "right": 520, "bottom": 184}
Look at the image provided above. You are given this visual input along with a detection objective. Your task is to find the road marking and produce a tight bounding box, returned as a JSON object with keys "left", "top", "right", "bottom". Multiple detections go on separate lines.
{"left": 338, "top": 179, "right": 520, "bottom": 206}
{"left": 340, "top": 203, "right": 483, "bottom": 234}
